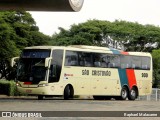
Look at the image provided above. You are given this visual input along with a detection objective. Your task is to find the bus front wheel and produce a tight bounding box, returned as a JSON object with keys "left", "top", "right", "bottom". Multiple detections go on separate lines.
{"left": 64, "top": 85, "right": 74, "bottom": 100}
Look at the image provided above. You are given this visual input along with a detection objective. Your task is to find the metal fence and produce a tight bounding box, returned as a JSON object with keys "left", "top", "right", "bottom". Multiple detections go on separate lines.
{"left": 138, "top": 88, "right": 160, "bottom": 101}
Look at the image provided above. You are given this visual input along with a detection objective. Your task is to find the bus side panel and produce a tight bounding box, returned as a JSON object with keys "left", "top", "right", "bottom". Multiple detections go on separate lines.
{"left": 61, "top": 67, "right": 91, "bottom": 95}
{"left": 17, "top": 82, "right": 65, "bottom": 96}
{"left": 135, "top": 70, "right": 152, "bottom": 95}
{"left": 91, "top": 68, "right": 120, "bottom": 96}
{"left": 60, "top": 67, "right": 121, "bottom": 96}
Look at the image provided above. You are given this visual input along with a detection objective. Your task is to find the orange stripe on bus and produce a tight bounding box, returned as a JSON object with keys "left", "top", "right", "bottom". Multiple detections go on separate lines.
{"left": 121, "top": 52, "right": 129, "bottom": 55}
{"left": 126, "top": 69, "right": 137, "bottom": 89}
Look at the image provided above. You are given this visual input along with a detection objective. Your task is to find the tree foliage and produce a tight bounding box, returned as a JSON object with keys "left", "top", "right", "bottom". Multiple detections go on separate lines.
{"left": 51, "top": 19, "right": 160, "bottom": 52}
{"left": 152, "top": 50, "right": 160, "bottom": 88}
{"left": 0, "top": 11, "right": 50, "bottom": 79}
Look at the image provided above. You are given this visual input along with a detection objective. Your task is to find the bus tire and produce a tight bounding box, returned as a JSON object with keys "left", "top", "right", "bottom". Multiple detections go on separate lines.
{"left": 128, "top": 87, "right": 138, "bottom": 100}
{"left": 118, "top": 86, "right": 128, "bottom": 100}
{"left": 64, "top": 85, "right": 74, "bottom": 100}
{"left": 38, "top": 95, "right": 44, "bottom": 100}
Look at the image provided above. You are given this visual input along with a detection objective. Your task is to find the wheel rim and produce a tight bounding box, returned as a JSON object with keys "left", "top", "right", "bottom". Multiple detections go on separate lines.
{"left": 130, "top": 89, "right": 136, "bottom": 97}
{"left": 122, "top": 89, "right": 127, "bottom": 99}
{"left": 68, "top": 88, "right": 71, "bottom": 96}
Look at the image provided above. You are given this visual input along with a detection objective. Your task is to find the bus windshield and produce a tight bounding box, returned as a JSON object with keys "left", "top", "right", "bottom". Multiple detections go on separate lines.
{"left": 17, "top": 49, "right": 51, "bottom": 84}
{"left": 17, "top": 58, "right": 46, "bottom": 84}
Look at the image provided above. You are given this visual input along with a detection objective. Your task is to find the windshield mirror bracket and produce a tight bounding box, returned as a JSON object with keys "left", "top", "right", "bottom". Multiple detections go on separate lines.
{"left": 11, "top": 57, "right": 19, "bottom": 67}
{"left": 45, "top": 57, "right": 52, "bottom": 68}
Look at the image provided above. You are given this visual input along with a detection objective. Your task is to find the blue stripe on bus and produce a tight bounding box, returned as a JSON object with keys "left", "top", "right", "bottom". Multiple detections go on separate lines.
{"left": 109, "top": 48, "right": 121, "bottom": 54}
{"left": 118, "top": 69, "right": 129, "bottom": 87}
{"left": 110, "top": 48, "right": 130, "bottom": 88}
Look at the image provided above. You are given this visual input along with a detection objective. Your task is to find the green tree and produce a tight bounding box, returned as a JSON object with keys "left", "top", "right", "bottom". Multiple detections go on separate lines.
{"left": 152, "top": 50, "right": 160, "bottom": 88}
{"left": 111, "top": 21, "right": 160, "bottom": 52}
{"left": 50, "top": 20, "right": 104, "bottom": 46}
{"left": 51, "top": 19, "right": 160, "bottom": 52}
{"left": 0, "top": 17, "right": 19, "bottom": 79}
{"left": 0, "top": 11, "right": 50, "bottom": 79}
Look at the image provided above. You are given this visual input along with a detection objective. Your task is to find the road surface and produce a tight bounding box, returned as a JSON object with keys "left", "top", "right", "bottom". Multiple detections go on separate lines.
{"left": 0, "top": 95, "right": 160, "bottom": 119}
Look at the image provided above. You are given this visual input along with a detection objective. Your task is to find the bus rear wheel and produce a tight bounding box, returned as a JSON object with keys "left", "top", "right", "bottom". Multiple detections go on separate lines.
{"left": 116, "top": 87, "right": 128, "bottom": 100}
{"left": 128, "top": 87, "right": 138, "bottom": 100}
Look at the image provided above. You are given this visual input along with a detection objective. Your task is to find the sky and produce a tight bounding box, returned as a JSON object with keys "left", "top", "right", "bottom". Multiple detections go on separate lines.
{"left": 30, "top": 0, "right": 160, "bottom": 36}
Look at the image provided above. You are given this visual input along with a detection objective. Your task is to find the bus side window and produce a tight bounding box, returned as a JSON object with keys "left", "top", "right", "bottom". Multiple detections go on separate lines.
{"left": 65, "top": 51, "right": 78, "bottom": 66}
{"left": 79, "top": 60, "right": 84, "bottom": 66}
{"left": 108, "top": 55, "right": 120, "bottom": 68}
{"left": 70, "top": 56, "right": 78, "bottom": 66}
{"left": 93, "top": 55, "right": 101, "bottom": 67}
{"left": 84, "top": 56, "right": 92, "bottom": 67}
{"left": 65, "top": 57, "right": 70, "bottom": 66}
{"left": 132, "top": 56, "right": 141, "bottom": 69}
{"left": 142, "top": 65, "right": 148, "bottom": 70}
{"left": 94, "top": 62, "right": 101, "bottom": 67}
{"left": 101, "top": 62, "right": 107, "bottom": 68}
{"left": 141, "top": 57, "right": 150, "bottom": 70}
{"left": 84, "top": 60, "right": 92, "bottom": 67}
{"left": 120, "top": 55, "right": 131, "bottom": 69}
{"left": 108, "top": 63, "right": 115, "bottom": 68}
{"left": 132, "top": 64, "right": 136, "bottom": 68}
{"left": 121, "top": 63, "right": 130, "bottom": 69}
{"left": 121, "top": 64, "right": 125, "bottom": 69}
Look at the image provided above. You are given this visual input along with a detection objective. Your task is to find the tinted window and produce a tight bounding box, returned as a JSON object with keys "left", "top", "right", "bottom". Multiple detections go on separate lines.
{"left": 93, "top": 53, "right": 105, "bottom": 67}
{"left": 22, "top": 49, "right": 50, "bottom": 58}
{"left": 65, "top": 51, "right": 78, "bottom": 66}
{"left": 49, "top": 50, "right": 63, "bottom": 83}
{"left": 120, "top": 55, "right": 151, "bottom": 70}
{"left": 64, "top": 50, "right": 151, "bottom": 70}
{"left": 65, "top": 51, "right": 93, "bottom": 67}
{"left": 131, "top": 56, "right": 141, "bottom": 69}
{"left": 141, "top": 57, "right": 150, "bottom": 70}
{"left": 81, "top": 52, "right": 93, "bottom": 67}
{"left": 107, "top": 55, "right": 120, "bottom": 68}
{"left": 121, "top": 56, "right": 132, "bottom": 68}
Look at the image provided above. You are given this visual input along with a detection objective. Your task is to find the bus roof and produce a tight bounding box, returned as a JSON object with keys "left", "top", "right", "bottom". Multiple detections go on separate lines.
{"left": 24, "top": 45, "right": 151, "bottom": 57}
{"left": 25, "top": 45, "right": 119, "bottom": 51}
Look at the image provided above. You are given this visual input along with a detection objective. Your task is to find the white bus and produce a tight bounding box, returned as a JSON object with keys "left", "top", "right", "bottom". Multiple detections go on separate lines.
{"left": 11, "top": 45, "right": 152, "bottom": 100}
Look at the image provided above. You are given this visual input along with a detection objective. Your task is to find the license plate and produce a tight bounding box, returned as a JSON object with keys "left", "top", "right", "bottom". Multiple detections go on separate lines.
{"left": 26, "top": 89, "right": 32, "bottom": 93}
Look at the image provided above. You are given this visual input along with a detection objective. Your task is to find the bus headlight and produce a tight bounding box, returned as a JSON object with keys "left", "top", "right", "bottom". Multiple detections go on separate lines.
{"left": 38, "top": 83, "right": 49, "bottom": 87}
{"left": 16, "top": 82, "right": 21, "bottom": 87}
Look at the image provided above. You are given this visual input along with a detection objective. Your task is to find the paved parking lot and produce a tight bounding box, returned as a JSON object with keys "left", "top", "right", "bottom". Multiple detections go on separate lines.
{"left": 0, "top": 95, "right": 160, "bottom": 119}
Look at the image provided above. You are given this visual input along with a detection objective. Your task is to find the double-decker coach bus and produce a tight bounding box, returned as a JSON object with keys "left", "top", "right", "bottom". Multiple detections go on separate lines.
{"left": 11, "top": 45, "right": 152, "bottom": 100}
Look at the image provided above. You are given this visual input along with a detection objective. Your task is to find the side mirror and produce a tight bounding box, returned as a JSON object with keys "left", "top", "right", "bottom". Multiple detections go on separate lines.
{"left": 45, "top": 57, "right": 52, "bottom": 68}
{"left": 11, "top": 57, "right": 19, "bottom": 67}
